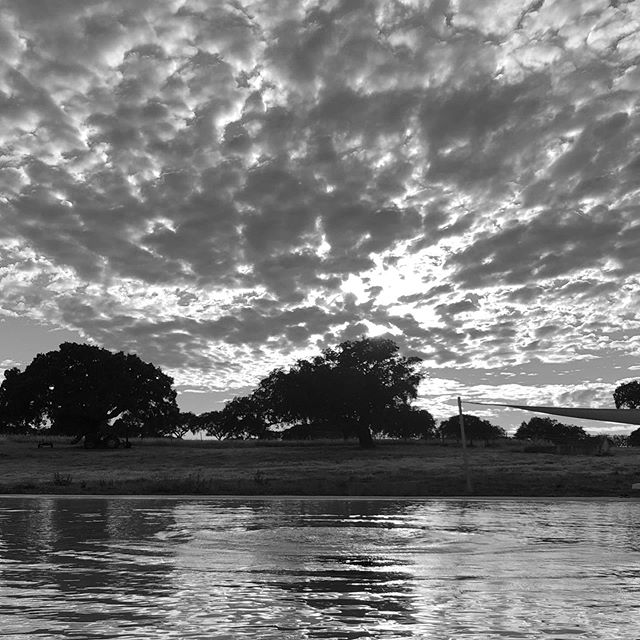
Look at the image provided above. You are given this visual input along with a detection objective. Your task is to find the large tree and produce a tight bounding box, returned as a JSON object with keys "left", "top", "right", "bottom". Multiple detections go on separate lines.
{"left": 0, "top": 342, "right": 178, "bottom": 437}
{"left": 629, "top": 427, "right": 640, "bottom": 447}
{"left": 614, "top": 380, "right": 640, "bottom": 409}
{"left": 250, "top": 337, "right": 425, "bottom": 448}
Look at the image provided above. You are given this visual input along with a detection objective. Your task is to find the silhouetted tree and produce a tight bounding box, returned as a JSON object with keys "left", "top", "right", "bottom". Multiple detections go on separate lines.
{"left": 614, "top": 380, "right": 640, "bottom": 409}
{"left": 194, "top": 410, "right": 226, "bottom": 439}
{"left": 170, "top": 412, "right": 198, "bottom": 439}
{"left": 249, "top": 337, "right": 424, "bottom": 448}
{"left": 380, "top": 407, "right": 436, "bottom": 439}
{"left": 514, "top": 416, "right": 587, "bottom": 444}
{"left": 281, "top": 421, "right": 355, "bottom": 440}
{"left": 0, "top": 367, "right": 35, "bottom": 433}
{"left": 608, "top": 434, "right": 628, "bottom": 448}
{"left": 214, "top": 394, "right": 271, "bottom": 439}
{"left": 439, "top": 414, "right": 505, "bottom": 445}
{"left": 0, "top": 342, "right": 178, "bottom": 438}
{"left": 629, "top": 427, "right": 640, "bottom": 447}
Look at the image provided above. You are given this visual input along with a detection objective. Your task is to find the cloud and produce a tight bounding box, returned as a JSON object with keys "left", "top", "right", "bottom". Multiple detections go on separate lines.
{"left": 448, "top": 206, "right": 628, "bottom": 288}
{"left": 2, "top": 0, "right": 640, "bottom": 418}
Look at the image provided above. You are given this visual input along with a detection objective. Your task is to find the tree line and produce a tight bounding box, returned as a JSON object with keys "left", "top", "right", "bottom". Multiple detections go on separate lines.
{"left": 2, "top": 338, "right": 640, "bottom": 447}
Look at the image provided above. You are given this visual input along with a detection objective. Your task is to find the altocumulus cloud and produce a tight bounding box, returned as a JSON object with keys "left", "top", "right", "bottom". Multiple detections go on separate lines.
{"left": 1, "top": 0, "right": 640, "bottom": 424}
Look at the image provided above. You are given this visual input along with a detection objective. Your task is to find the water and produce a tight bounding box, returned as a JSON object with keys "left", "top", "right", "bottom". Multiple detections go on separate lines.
{"left": 0, "top": 497, "right": 639, "bottom": 639}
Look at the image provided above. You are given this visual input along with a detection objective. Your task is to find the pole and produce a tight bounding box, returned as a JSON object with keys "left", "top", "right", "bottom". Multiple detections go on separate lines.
{"left": 458, "top": 396, "right": 473, "bottom": 494}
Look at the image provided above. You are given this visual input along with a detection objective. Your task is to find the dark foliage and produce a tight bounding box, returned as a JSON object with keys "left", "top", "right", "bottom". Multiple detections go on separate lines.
{"left": 439, "top": 414, "right": 505, "bottom": 445}
{"left": 379, "top": 407, "right": 436, "bottom": 439}
{"left": 216, "top": 394, "right": 271, "bottom": 440}
{"left": 0, "top": 342, "right": 178, "bottom": 438}
{"left": 194, "top": 410, "right": 226, "bottom": 439}
{"left": 211, "top": 337, "right": 425, "bottom": 447}
{"left": 514, "top": 416, "right": 587, "bottom": 444}
{"left": 609, "top": 434, "right": 629, "bottom": 448}
{"left": 629, "top": 427, "right": 640, "bottom": 447}
{"left": 613, "top": 380, "right": 640, "bottom": 409}
{"left": 280, "top": 422, "right": 355, "bottom": 440}
{"left": 170, "top": 411, "right": 198, "bottom": 439}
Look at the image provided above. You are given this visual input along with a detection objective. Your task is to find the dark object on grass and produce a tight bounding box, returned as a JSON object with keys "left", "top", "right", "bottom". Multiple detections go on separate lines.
{"left": 82, "top": 431, "right": 132, "bottom": 449}
{"left": 84, "top": 432, "right": 121, "bottom": 449}
{"left": 37, "top": 441, "right": 53, "bottom": 448}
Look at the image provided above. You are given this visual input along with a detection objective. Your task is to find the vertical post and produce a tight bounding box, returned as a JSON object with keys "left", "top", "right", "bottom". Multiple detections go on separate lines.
{"left": 458, "top": 396, "right": 473, "bottom": 494}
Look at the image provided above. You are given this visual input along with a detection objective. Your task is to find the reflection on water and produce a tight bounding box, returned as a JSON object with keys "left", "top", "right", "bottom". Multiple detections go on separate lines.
{"left": 1, "top": 498, "right": 640, "bottom": 638}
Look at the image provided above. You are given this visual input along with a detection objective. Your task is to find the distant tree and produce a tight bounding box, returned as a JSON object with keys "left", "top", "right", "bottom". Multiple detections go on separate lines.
{"left": 170, "top": 412, "right": 198, "bottom": 439}
{"left": 614, "top": 381, "right": 640, "bottom": 409}
{"left": 215, "top": 394, "right": 271, "bottom": 439}
{"left": 194, "top": 411, "right": 225, "bottom": 439}
{"left": 0, "top": 342, "right": 178, "bottom": 439}
{"left": 514, "top": 416, "right": 587, "bottom": 444}
{"left": 439, "top": 414, "right": 505, "bottom": 446}
{"left": 608, "top": 434, "right": 629, "bottom": 448}
{"left": 251, "top": 337, "right": 424, "bottom": 448}
{"left": 381, "top": 407, "right": 436, "bottom": 439}
{"left": 629, "top": 428, "right": 640, "bottom": 447}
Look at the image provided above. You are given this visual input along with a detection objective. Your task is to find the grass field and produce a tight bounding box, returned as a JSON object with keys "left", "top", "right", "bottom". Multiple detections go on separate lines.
{"left": 2, "top": 435, "right": 639, "bottom": 497}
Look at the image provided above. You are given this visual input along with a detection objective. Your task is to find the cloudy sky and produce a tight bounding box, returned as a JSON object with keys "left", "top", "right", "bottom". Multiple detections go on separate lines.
{"left": 1, "top": 0, "right": 640, "bottom": 432}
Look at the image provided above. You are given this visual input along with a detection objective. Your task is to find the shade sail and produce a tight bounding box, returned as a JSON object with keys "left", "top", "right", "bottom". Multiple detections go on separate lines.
{"left": 464, "top": 401, "right": 640, "bottom": 426}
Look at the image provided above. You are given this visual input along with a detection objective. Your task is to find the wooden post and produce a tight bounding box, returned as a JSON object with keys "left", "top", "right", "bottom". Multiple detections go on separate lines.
{"left": 458, "top": 396, "right": 473, "bottom": 494}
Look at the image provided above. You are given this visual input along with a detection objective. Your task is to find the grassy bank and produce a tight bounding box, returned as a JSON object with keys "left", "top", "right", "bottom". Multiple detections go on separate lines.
{"left": 1, "top": 436, "right": 639, "bottom": 497}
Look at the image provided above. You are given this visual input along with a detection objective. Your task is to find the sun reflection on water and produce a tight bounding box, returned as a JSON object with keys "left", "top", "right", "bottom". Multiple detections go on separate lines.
{"left": 0, "top": 497, "right": 639, "bottom": 638}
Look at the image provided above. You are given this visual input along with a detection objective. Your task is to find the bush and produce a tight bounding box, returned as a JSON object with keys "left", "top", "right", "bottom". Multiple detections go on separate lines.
{"left": 514, "top": 417, "right": 587, "bottom": 444}
{"left": 439, "top": 414, "right": 505, "bottom": 445}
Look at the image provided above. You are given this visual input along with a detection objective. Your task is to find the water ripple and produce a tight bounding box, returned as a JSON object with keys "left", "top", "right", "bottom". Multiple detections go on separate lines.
{"left": 1, "top": 497, "right": 640, "bottom": 638}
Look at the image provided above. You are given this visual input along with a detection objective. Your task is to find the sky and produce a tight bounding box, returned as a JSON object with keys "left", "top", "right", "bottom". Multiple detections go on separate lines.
{"left": 1, "top": 0, "right": 640, "bottom": 434}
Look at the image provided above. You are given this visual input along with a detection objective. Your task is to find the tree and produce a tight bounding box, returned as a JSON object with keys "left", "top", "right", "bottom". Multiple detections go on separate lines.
{"left": 215, "top": 394, "right": 271, "bottom": 439}
{"left": 281, "top": 422, "right": 355, "bottom": 440}
{"left": 195, "top": 411, "right": 226, "bottom": 439}
{"left": 513, "top": 416, "right": 587, "bottom": 444}
{"left": 170, "top": 412, "right": 198, "bottom": 439}
{"left": 439, "top": 414, "right": 505, "bottom": 445}
{"left": 629, "top": 428, "right": 640, "bottom": 447}
{"left": 614, "top": 380, "right": 640, "bottom": 409}
{"left": 0, "top": 342, "right": 179, "bottom": 438}
{"left": 380, "top": 407, "right": 436, "bottom": 439}
{"left": 0, "top": 367, "right": 36, "bottom": 433}
{"left": 249, "top": 337, "right": 424, "bottom": 448}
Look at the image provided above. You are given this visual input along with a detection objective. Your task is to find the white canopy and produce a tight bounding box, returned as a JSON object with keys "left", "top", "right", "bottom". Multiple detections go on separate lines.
{"left": 465, "top": 401, "right": 640, "bottom": 426}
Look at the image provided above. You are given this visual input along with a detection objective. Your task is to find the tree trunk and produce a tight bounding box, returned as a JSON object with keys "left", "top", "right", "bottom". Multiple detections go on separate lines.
{"left": 357, "top": 423, "right": 375, "bottom": 448}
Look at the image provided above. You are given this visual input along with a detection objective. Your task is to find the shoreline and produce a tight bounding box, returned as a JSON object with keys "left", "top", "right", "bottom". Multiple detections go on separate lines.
{"left": 2, "top": 437, "right": 639, "bottom": 498}
{"left": 1, "top": 493, "right": 639, "bottom": 501}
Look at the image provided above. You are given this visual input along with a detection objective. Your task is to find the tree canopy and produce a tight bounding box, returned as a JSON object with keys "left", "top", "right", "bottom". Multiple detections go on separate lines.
{"left": 206, "top": 337, "right": 425, "bottom": 447}
{"left": 439, "top": 414, "right": 505, "bottom": 445}
{"left": 613, "top": 380, "right": 640, "bottom": 409}
{"left": 378, "top": 407, "right": 436, "bottom": 439}
{"left": 0, "top": 342, "right": 178, "bottom": 437}
{"left": 513, "top": 416, "right": 587, "bottom": 444}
